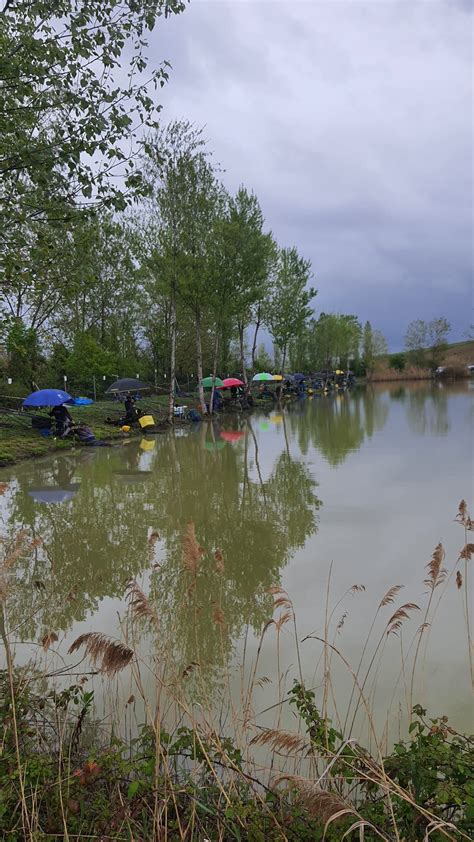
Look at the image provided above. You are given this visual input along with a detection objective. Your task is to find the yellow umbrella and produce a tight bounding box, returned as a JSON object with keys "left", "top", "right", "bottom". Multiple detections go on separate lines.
{"left": 335, "top": 369, "right": 344, "bottom": 375}
{"left": 272, "top": 374, "right": 283, "bottom": 381}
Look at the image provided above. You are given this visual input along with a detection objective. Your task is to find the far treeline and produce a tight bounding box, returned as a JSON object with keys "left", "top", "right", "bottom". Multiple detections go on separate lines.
{"left": 0, "top": 0, "right": 456, "bottom": 420}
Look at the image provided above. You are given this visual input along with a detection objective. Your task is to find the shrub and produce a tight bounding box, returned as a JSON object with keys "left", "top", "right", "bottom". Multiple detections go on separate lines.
{"left": 389, "top": 353, "right": 406, "bottom": 371}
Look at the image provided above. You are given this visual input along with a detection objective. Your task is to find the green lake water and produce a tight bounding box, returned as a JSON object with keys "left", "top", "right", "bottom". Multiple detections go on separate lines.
{"left": 1, "top": 381, "right": 473, "bottom": 741}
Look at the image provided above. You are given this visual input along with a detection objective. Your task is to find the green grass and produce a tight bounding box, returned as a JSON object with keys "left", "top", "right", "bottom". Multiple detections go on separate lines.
{"left": 0, "top": 396, "right": 178, "bottom": 467}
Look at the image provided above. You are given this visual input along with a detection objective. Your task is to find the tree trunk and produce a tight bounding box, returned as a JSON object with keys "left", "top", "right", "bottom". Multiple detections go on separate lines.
{"left": 251, "top": 304, "right": 261, "bottom": 372}
{"left": 195, "top": 309, "right": 207, "bottom": 415}
{"left": 209, "top": 328, "right": 220, "bottom": 416}
{"left": 239, "top": 322, "right": 247, "bottom": 386}
{"left": 167, "top": 281, "right": 177, "bottom": 424}
{"left": 281, "top": 344, "right": 287, "bottom": 373}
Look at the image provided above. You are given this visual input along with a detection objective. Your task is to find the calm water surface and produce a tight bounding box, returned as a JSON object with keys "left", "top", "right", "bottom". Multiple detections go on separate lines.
{"left": 1, "top": 382, "right": 473, "bottom": 739}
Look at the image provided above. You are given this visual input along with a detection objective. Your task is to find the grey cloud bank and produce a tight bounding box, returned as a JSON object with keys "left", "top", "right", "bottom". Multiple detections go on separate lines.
{"left": 152, "top": 0, "right": 472, "bottom": 350}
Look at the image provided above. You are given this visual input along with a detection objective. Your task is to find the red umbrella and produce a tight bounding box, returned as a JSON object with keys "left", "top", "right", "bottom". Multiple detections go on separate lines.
{"left": 220, "top": 430, "right": 246, "bottom": 442}
{"left": 218, "top": 377, "right": 244, "bottom": 389}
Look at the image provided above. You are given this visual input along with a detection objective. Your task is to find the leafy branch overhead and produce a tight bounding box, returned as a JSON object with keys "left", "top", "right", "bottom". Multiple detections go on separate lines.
{"left": 0, "top": 0, "right": 187, "bottom": 296}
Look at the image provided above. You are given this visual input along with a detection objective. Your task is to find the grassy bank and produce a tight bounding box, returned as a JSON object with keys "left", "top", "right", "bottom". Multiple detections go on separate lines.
{"left": 369, "top": 339, "right": 474, "bottom": 382}
{"left": 0, "top": 396, "right": 176, "bottom": 467}
{"left": 0, "top": 503, "right": 472, "bottom": 840}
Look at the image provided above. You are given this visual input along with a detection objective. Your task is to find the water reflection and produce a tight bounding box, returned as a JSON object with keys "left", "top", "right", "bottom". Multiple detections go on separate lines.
{"left": 0, "top": 381, "right": 470, "bottom": 685}
{"left": 406, "top": 387, "right": 449, "bottom": 436}
{"left": 287, "top": 388, "right": 389, "bottom": 465}
{"left": 1, "top": 382, "right": 472, "bottom": 727}
{"left": 1, "top": 419, "right": 321, "bottom": 672}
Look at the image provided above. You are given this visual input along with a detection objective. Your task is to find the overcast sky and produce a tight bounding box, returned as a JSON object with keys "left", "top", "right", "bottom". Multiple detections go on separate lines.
{"left": 152, "top": 0, "right": 472, "bottom": 350}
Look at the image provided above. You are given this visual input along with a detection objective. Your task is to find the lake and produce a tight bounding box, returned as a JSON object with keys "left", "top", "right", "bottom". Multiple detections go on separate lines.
{"left": 1, "top": 381, "right": 473, "bottom": 746}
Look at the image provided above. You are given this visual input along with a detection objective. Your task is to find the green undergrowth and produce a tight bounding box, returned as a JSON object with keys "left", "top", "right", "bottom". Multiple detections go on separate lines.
{"left": 1, "top": 674, "right": 472, "bottom": 841}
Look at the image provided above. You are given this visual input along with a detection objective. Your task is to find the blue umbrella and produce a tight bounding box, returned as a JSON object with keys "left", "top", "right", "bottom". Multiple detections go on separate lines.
{"left": 292, "top": 373, "right": 306, "bottom": 381}
{"left": 23, "top": 389, "right": 72, "bottom": 408}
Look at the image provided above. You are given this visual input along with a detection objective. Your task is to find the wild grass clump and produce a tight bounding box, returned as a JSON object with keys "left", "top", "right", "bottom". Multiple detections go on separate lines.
{"left": 0, "top": 501, "right": 472, "bottom": 839}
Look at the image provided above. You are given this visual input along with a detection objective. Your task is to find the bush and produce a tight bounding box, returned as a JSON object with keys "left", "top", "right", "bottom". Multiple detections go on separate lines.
{"left": 389, "top": 353, "right": 406, "bottom": 372}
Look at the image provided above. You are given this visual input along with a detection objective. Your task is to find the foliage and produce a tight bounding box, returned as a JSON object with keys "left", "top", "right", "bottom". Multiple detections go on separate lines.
{"left": 3, "top": 317, "right": 41, "bottom": 383}
{"left": 363, "top": 321, "right": 388, "bottom": 375}
{"left": 220, "top": 187, "right": 276, "bottom": 383}
{"left": 253, "top": 342, "right": 273, "bottom": 373}
{"left": 0, "top": 671, "right": 321, "bottom": 840}
{"left": 290, "top": 313, "right": 361, "bottom": 372}
{"left": 0, "top": 0, "right": 186, "bottom": 362}
{"left": 266, "top": 247, "right": 315, "bottom": 371}
{"left": 389, "top": 352, "right": 406, "bottom": 371}
{"left": 288, "top": 683, "right": 474, "bottom": 840}
{"left": 405, "top": 318, "right": 451, "bottom": 371}
{"left": 1, "top": 669, "right": 471, "bottom": 840}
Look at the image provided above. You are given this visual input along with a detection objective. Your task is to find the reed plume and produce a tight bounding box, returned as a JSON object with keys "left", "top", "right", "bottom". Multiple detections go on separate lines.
{"left": 456, "top": 571, "right": 463, "bottom": 589}
{"left": 182, "top": 521, "right": 204, "bottom": 576}
{"left": 424, "top": 543, "right": 446, "bottom": 590}
{"left": 350, "top": 584, "right": 366, "bottom": 594}
{"left": 68, "top": 632, "right": 134, "bottom": 676}
{"left": 379, "top": 585, "right": 404, "bottom": 607}
{"left": 250, "top": 727, "right": 309, "bottom": 754}
{"left": 276, "top": 776, "right": 353, "bottom": 824}
{"left": 126, "top": 580, "right": 159, "bottom": 627}
{"left": 42, "top": 632, "right": 58, "bottom": 651}
{"left": 275, "top": 609, "right": 293, "bottom": 631}
{"left": 459, "top": 543, "right": 474, "bottom": 560}
{"left": 386, "top": 603, "right": 419, "bottom": 635}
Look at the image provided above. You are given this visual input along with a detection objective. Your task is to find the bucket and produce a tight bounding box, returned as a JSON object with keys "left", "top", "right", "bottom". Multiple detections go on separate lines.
{"left": 138, "top": 414, "right": 155, "bottom": 430}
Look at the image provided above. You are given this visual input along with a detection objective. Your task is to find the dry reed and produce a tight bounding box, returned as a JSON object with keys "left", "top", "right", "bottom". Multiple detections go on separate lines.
{"left": 424, "top": 543, "right": 447, "bottom": 590}
{"left": 126, "top": 579, "right": 159, "bottom": 627}
{"left": 386, "top": 603, "right": 420, "bottom": 636}
{"left": 41, "top": 631, "right": 58, "bottom": 651}
{"left": 68, "top": 632, "right": 134, "bottom": 676}
{"left": 250, "top": 727, "right": 309, "bottom": 755}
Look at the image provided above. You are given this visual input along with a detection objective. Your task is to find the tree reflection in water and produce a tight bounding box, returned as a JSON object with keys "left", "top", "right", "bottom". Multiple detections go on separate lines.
{"left": 1, "top": 421, "right": 321, "bottom": 686}
{"left": 286, "top": 387, "right": 389, "bottom": 466}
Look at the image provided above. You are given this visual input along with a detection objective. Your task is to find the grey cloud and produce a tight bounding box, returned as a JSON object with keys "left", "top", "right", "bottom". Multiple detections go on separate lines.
{"left": 151, "top": 0, "right": 473, "bottom": 349}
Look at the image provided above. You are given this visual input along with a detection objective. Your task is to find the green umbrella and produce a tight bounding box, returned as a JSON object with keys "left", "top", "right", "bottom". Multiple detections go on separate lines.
{"left": 252, "top": 372, "right": 274, "bottom": 382}
{"left": 204, "top": 440, "right": 226, "bottom": 451}
{"left": 201, "top": 376, "right": 224, "bottom": 389}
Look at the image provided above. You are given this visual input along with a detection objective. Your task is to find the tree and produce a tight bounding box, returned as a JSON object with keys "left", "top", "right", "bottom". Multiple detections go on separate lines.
{"left": 363, "top": 321, "right": 388, "bottom": 376}
{"left": 220, "top": 188, "right": 276, "bottom": 385}
{"left": 1, "top": 0, "right": 186, "bottom": 226}
{"left": 140, "top": 122, "right": 226, "bottom": 418}
{"left": 266, "top": 247, "right": 315, "bottom": 371}
{"left": 405, "top": 318, "right": 450, "bottom": 371}
{"left": 253, "top": 343, "right": 273, "bottom": 373}
{"left": 302, "top": 313, "right": 361, "bottom": 371}
{"left": 425, "top": 317, "right": 450, "bottom": 372}
{"left": 405, "top": 319, "right": 428, "bottom": 367}
{"left": 1, "top": 0, "right": 186, "bottom": 354}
